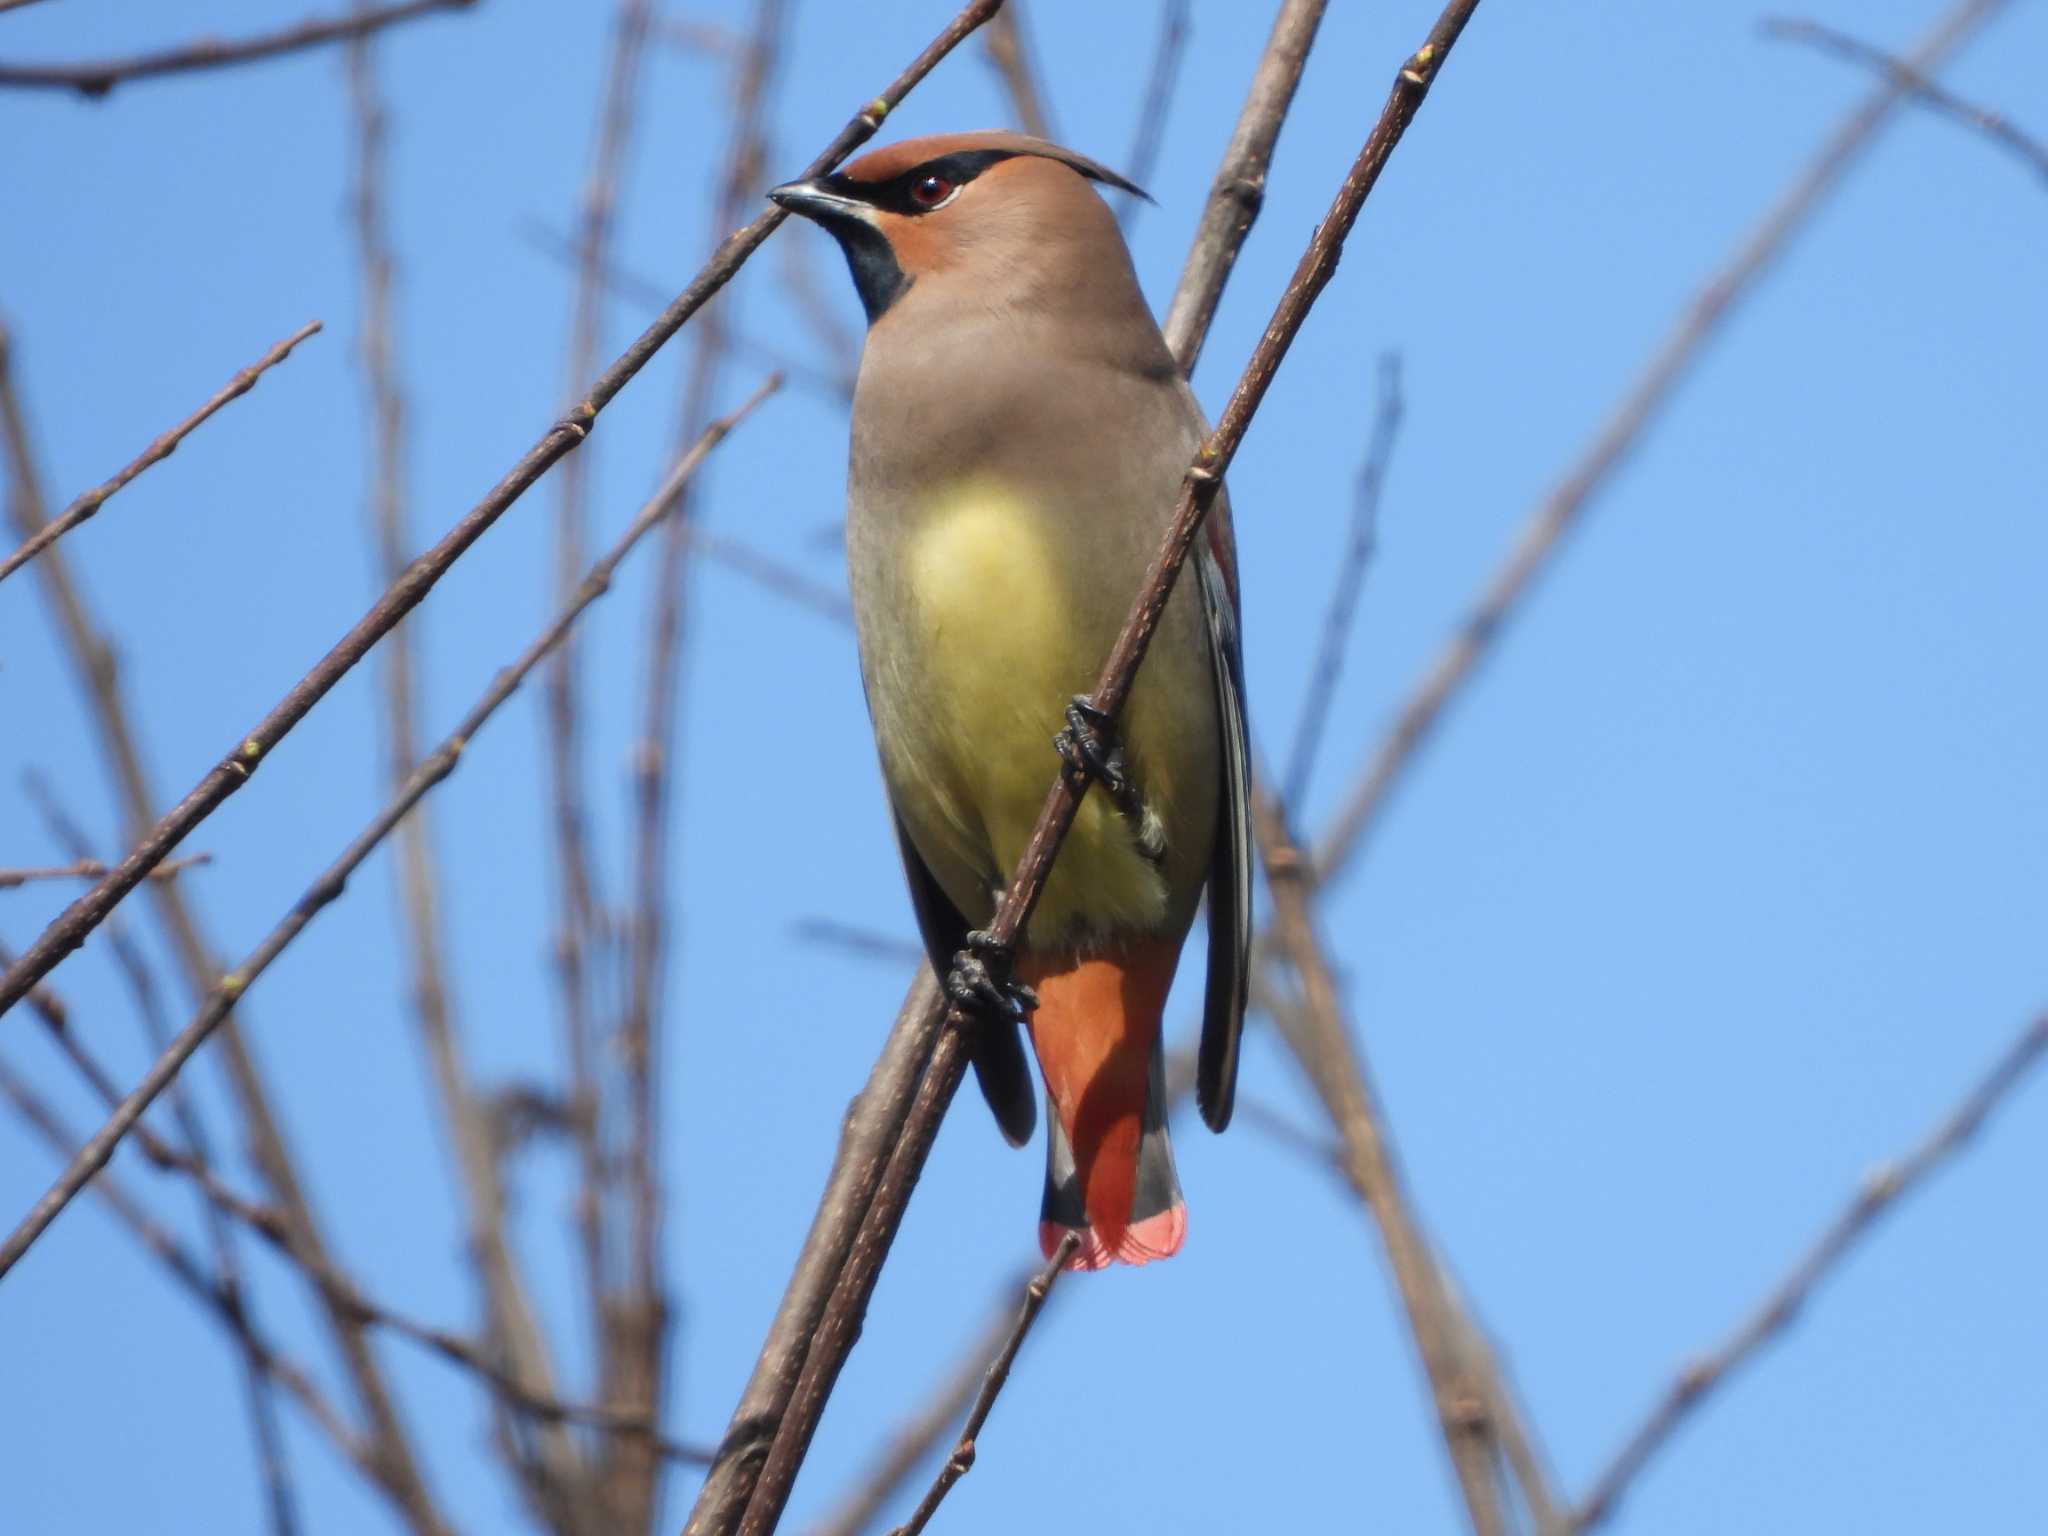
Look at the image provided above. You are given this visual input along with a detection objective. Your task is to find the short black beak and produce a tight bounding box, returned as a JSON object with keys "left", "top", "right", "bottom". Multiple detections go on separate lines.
{"left": 767, "top": 179, "right": 870, "bottom": 226}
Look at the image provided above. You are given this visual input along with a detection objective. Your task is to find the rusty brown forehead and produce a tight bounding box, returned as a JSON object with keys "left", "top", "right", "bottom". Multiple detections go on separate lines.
{"left": 838, "top": 130, "right": 1057, "bottom": 185}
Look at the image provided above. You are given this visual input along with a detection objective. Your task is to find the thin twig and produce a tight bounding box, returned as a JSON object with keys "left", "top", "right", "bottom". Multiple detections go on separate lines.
{"left": 0, "top": 0, "right": 993, "bottom": 1016}
{"left": 1282, "top": 352, "right": 1402, "bottom": 811}
{"left": 1160, "top": 0, "right": 1330, "bottom": 370}
{"left": 0, "top": 0, "right": 475, "bottom": 97}
{"left": 1312, "top": 0, "right": 2012, "bottom": 892}
{"left": 1762, "top": 15, "right": 2048, "bottom": 186}
{"left": 0, "top": 323, "right": 320, "bottom": 586}
{"left": 1118, "top": 0, "right": 1191, "bottom": 223}
{"left": 1571, "top": 1011, "right": 2048, "bottom": 1532}
{"left": 885, "top": 1235, "right": 1080, "bottom": 1536}
{"left": 0, "top": 853, "right": 210, "bottom": 889}
{"left": 0, "top": 376, "right": 782, "bottom": 1281}
{"left": 733, "top": 13, "right": 1482, "bottom": 1532}
{"left": 344, "top": 16, "right": 583, "bottom": 1524}
{"left": 806, "top": 1267, "right": 1033, "bottom": 1536}
{"left": 980, "top": 2, "right": 1052, "bottom": 141}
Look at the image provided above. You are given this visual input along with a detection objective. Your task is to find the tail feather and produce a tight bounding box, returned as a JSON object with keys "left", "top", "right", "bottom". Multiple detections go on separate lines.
{"left": 1022, "top": 941, "right": 1187, "bottom": 1270}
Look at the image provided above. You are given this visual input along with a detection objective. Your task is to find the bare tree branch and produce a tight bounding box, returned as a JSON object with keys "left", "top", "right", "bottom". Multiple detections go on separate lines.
{"left": 1312, "top": 0, "right": 2013, "bottom": 892}
{"left": 1160, "top": 0, "right": 1329, "bottom": 370}
{"left": 0, "top": 0, "right": 993, "bottom": 1015}
{"left": 0, "top": 0, "right": 477, "bottom": 97}
{"left": 732, "top": 12, "right": 1484, "bottom": 1531}
{"left": 1570, "top": 1010, "right": 2048, "bottom": 1533}
{"left": 1762, "top": 15, "right": 2048, "bottom": 186}
{"left": 1282, "top": 352, "right": 1402, "bottom": 810}
{"left": 0, "top": 854, "right": 210, "bottom": 889}
{"left": 885, "top": 1235, "right": 1080, "bottom": 1536}
{"left": 0, "top": 321, "right": 320, "bottom": 587}
{"left": 0, "top": 375, "right": 782, "bottom": 1281}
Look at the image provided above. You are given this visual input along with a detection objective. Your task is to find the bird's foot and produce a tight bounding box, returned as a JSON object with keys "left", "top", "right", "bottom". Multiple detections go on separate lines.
{"left": 947, "top": 929, "right": 1039, "bottom": 1023}
{"left": 1055, "top": 697, "right": 1130, "bottom": 796}
{"left": 1054, "top": 696, "right": 1166, "bottom": 865}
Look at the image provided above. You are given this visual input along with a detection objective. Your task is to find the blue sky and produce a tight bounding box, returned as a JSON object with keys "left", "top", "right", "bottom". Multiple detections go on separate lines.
{"left": 2, "top": 1, "right": 2044, "bottom": 1532}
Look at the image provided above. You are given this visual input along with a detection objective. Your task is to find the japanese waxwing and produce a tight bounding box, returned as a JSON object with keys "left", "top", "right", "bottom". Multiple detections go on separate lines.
{"left": 770, "top": 131, "right": 1249, "bottom": 1270}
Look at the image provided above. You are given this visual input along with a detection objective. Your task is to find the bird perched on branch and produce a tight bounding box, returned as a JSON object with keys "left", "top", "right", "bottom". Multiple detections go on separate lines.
{"left": 771, "top": 132, "right": 1249, "bottom": 1270}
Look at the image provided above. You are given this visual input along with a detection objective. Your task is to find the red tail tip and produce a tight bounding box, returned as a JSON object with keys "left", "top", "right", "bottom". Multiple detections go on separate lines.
{"left": 1039, "top": 1204, "right": 1187, "bottom": 1271}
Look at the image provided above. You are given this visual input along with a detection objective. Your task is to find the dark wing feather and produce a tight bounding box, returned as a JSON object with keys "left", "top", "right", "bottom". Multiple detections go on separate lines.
{"left": 890, "top": 813, "right": 1037, "bottom": 1146}
{"left": 1195, "top": 543, "right": 1252, "bottom": 1132}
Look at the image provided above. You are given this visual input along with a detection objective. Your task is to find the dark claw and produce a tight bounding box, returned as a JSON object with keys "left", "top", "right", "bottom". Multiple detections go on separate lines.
{"left": 947, "top": 930, "right": 1038, "bottom": 1022}
{"left": 1054, "top": 696, "right": 1129, "bottom": 796}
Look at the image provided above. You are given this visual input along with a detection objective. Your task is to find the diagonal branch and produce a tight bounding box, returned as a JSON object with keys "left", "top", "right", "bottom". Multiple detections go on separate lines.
{"left": 1570, "top": 1010, "right": 2048, "bottom": 1533}
{"left": 732, "top": 12, "right": 1484, "bottom": 1533}
{"left": 1312, "top": 0, "right": 2013, "bottom": 892}
{"left": 885, "top": 1235, "right": 1080, "bottom": 1536}
{"left": 0, "top": 374, "right": 782, "bottom": 1283}
{"left": 1761, "top": 15, "right": 2048, "bottom": 187}
{"left": 0, "top": 0, "right": 476, "bottom": 97}
{"left": 0, "top": 0, "right": 996, "bottom": 1018}
{"left": 0, "top": 321, "right": 320, "bottom": 586}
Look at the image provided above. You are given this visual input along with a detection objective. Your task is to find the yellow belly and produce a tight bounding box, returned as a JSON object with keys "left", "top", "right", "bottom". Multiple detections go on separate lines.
{"left": 886, "top": 477, "right": 1172, "bottom": 945}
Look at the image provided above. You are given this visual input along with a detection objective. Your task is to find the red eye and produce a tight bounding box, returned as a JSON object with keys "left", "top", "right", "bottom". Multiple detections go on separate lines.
{"left": 909, "top": 174, "right": 953, "bottom": 209}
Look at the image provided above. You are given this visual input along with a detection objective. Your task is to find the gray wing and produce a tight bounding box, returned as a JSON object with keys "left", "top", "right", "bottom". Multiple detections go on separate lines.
{"left": 890, "top": 813, "right": 1037, "bottom": 1147}
{"left": 1195, "top": 543, "right": 1251, "bottom": 1132}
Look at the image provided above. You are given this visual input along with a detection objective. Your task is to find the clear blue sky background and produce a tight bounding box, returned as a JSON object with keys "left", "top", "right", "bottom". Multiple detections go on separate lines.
{"left": 2, "top": 2, "right": 2043, "bottom": 1532}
